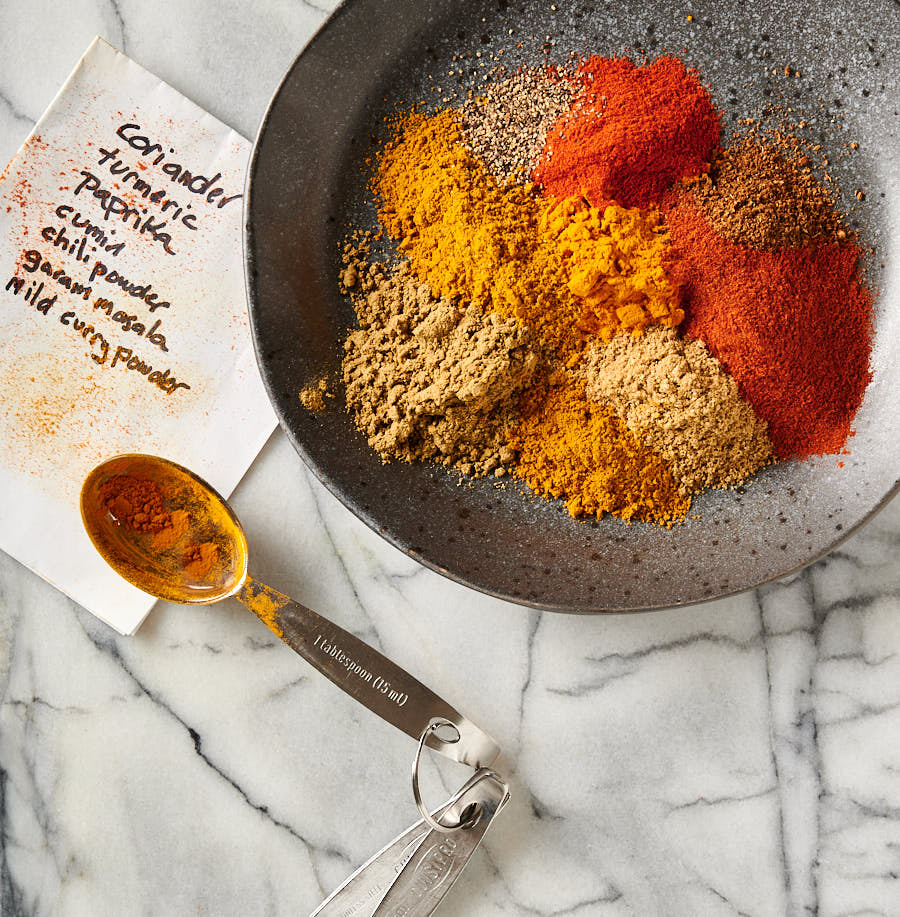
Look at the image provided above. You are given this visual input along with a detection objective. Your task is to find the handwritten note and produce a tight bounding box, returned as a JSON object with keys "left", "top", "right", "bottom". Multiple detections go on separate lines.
{"left": 0, "top": 37, "right": 277, "bottom": 634}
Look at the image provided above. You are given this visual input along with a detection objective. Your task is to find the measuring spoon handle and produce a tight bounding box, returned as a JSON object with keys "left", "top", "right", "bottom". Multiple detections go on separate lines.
{"left": 236, "top": 576, "right": 499, "bottom": 769}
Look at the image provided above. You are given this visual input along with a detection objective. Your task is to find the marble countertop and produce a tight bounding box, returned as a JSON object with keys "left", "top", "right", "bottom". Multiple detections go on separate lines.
{"left": 1, "top": 3, "right": 899, "bottom": 916}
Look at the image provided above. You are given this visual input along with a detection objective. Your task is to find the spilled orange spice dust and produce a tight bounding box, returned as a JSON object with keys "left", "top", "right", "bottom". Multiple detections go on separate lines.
{"left": 236, "top": 580, "right": 288, "bottom": 637}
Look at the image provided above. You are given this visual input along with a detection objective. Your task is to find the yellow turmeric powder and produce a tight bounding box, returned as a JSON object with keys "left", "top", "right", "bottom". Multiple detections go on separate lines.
{"left": 542, "top": 198, "right": 683, "bottom": 342}
{"left": 374, "top": 108, "right": 582, "bottom": 358}
{"left": 510, "top": 376, "right": 689, "bottom": 523}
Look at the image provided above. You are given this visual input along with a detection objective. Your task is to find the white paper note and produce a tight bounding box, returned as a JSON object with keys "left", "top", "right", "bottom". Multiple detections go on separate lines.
{"left": 0, "top": 37, "right": 276, "bottom": 635}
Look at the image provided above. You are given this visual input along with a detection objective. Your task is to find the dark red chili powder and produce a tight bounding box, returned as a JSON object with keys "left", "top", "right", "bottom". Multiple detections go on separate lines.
{"left": 534, "top": 56, "right": 721, "bottom": 208}
{"left": 99, "top": 474, "right": 172, "bottom": 533}
{"left": 663, "top": 200, "right": 873, "bottom": 459}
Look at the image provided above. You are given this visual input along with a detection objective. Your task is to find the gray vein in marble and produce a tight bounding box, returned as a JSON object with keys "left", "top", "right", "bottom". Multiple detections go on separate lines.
{"left": 519, "top": 890, "right": 625, "bottom": 917}
{"left": 821, "top": 650, "right": 897, "bottom": 665}
{"left": 818, "top": 590, "right": 900, "bottom": 615}
{"left": 516, "top": 611, "right": 541, "bottom": 741}
{"left": 757, "top": 587, "right": 801, "bottom": 914}
{"left": 584, "top": 630, "right": 760, "bottom": 660}
{"left": 547, "top": 632, "right": 760, "bottom": 698}
{"left": 667, "top": 786, "right": 777, "bottom": 812}
{"left": 704, "top": 882, "right": 754, "bottom": 917}
{"left": 5, "top": 696, "right": 88, "bottom": 717}
{"left": 0, "top": 91, "right": 34, "bottom": 132}
{"left": 479, "top": 837, "right": 624, "bottom": 917}
{"left": 527, "top": 791, "right": 563, "bottom": 823}
{"left": 835, "top": 798, "right": 900, "bottom": 824}
{"left": 76, "top": 618, "right": 316, "bottom": 853}
{"left": 302, "top": 468, "right": 382, "bottom": 648}
{"left": 297, "top": 0, "right": 338, "bottom": 14}
{"left": 1, "top": 697, "right": 67, "bottom": 915}
{"left": 267, "top": 675, "right": 309, "bottom": 701}
{"left": 817, "top": 695, "right": 900, "bottom": 726}
{"left": 0, "top": 580, "right": 19, "bottom": 690}
{"left": 760, "top": 569, "right": 823, "bottom": 917}
{"left": 244, "top": 633, "right": 281, "bottom": 651}
{"left": 830, "top": 911, "right": 890, "bottom": 917}
{"left": 0, "top": 764, "right": 25, "bottom": 917}
{"left": 106, "top": 0, "right": 128, "bottom": 51}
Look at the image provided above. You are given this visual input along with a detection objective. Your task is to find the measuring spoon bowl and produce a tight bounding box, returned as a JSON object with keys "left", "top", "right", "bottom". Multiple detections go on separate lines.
{"left": 81, "top": 453, "right": 248, "bottom": 604}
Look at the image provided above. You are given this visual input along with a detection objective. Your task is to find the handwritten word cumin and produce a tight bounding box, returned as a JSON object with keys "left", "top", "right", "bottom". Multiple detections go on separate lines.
{"left": 42, "top": 204, "right": 126, "bottom": 259}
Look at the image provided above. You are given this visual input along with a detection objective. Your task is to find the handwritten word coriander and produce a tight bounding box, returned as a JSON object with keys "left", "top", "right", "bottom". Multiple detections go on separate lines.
{"left": 114, "top": 123, "right": 242, "bottom": 209}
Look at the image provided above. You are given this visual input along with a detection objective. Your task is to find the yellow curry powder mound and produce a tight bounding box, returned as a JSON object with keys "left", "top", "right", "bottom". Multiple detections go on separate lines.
{"left": 509, "top": 376, "right": 690, "bottom": 524}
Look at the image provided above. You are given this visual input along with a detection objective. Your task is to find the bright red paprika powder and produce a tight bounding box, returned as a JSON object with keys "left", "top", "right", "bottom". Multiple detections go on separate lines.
{"left": 663, "top": 201, "right": 873, "bottom": 459}
{"left": 534, "top": 56, "right": 721, "bottom": 208}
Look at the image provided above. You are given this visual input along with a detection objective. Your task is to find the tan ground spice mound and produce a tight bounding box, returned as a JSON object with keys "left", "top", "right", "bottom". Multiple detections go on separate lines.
{"left": 341, "top": 253, "right": 540, "bottom": 477}
{"left": 582, "top": 327, "right": 773, "bottom": 494}
{"left": 299, "top": 377, "right": 330, "bottom": 412}
{"left": 689, "top": 134, "right": 843, "bottom": 250}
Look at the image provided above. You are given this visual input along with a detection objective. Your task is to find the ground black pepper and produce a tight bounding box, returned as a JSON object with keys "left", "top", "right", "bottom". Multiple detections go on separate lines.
{"left": 460, "top": 66, "right": 575, "bottom": 185}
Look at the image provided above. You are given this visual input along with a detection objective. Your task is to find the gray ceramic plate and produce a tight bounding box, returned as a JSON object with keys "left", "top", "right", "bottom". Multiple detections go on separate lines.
{"left": 244, "top": 0, "right": 899, "bottom": 612}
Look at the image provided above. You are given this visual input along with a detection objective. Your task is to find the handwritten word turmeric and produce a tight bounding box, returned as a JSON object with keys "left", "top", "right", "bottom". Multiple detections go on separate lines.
{"left": 96, "top": 147, "right": 199, "bottom": 230}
